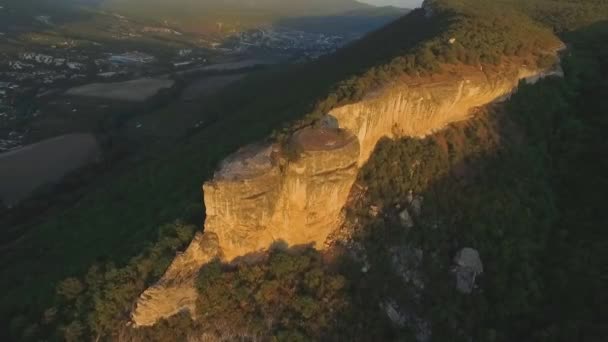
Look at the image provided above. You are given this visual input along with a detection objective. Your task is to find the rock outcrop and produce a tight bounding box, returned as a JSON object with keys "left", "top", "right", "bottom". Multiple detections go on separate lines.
{"left": 131, "top": 232, "right": 220, "bottom": 326}
{"left": 330, "top": 63, "right": 551, "bottom": 164}
{"left": 132, "top": 59, "right": 562, "bottom": 327}
{"left": 452, "top": 247, "right": 483, "bottom": 294}
{"left": 204, "top": 127, "right": 360, "bottom": 260}
{"left": 381, "top": 299, "right": 432, "bottom": 342}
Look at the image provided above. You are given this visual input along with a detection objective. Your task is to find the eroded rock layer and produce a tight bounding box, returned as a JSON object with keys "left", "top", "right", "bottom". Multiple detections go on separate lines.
{"left": 331, "top": 64, "right": 549, "bottom": 164}
{"left": 132, "top": 60, "right": 561, "bottom": 327}
{"left": 205, "top": 127, "right": 360, "bottom": 260}
{"left": 131, "top": 232, "right": 220, "bottom": 327}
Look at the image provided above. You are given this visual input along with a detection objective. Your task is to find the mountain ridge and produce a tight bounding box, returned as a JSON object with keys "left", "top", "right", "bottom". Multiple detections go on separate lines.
{"left": 131, "top": 49, "right": 564, "bottom": 327}
{"left": 2, "top": 0, "right": 608, "bottom": 340}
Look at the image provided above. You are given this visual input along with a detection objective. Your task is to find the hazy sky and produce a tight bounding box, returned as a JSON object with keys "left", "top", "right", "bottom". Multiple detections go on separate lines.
{"left": 359, "top": 0, "right": 424, "bottom": 8}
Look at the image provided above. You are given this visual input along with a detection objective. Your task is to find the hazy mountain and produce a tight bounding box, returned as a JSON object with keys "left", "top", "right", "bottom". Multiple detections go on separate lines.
{"left": 1, "top": 0, "right": 403, "bottom": 35}
{"left": 101, "top": 0, "right": 371, "bottom": 17}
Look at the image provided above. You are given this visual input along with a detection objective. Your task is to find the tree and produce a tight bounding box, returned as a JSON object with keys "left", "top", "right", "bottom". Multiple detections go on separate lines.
{"left": 63, "top": 321, "right": 84, "bottom": 342}
{"left": 56, "top": 278, "right": 84, "bottom": 301}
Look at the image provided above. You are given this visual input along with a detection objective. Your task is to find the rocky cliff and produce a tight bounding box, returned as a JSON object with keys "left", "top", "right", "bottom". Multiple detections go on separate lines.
{"left": 131, "top": 58, "right": 562, "bottom": 327}
{"left": 130, "top": 232, "right": 220, "bottom": 327}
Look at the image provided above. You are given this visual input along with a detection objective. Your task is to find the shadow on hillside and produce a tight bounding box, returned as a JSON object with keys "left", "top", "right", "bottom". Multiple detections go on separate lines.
{"left": 325, "top": 22, "right": 608, "bottom": 338}
{"left": 5, "top": 13, "right": 608, "bottom": 342}
{"left": 0, "top": 10, "right": 450, "bottom": 339}
{"left": 123, "top": 103, "right": 529, "bottom": 341}
{"left": 274, "top": 8, "right": 408, "bottom": 36}
{"left": 135, "top": 50, "right": 606, "bottom": 337}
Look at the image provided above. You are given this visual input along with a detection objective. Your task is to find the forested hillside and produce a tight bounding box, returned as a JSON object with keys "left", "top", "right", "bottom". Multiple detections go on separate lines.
{"left": 21, "top": 20, "right": 606, "bottom": 341}
{"left": 2, "top": 0, "right": 607, "bottom": 340}
{"left": 342, "top": 21, "right": 608, "bottom": 340}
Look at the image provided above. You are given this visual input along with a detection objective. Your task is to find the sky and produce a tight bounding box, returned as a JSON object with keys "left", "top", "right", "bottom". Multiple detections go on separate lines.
{"left": 359, "top": 0, "right": 424, "bottom": 8}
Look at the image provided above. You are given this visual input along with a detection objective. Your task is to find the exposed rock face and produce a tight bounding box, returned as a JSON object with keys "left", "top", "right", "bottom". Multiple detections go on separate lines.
{"left": 381, "top": 299, "right": 432, "bottom": 342}
{"left": 132, "top": 60, "right": 561, "bottom": 326}
{"left": 330, "top": 64, "right": 546, "bottom": 164}
{"left": 131, "top": 232, "right": 220, "bottom": 327}
{"left": 399, "top": 209, "right": 415, "bottom": 229}
{"left": 206, "top": 64, "right": 548, "bottom": 262}
{"left": 452, "top": 247, "right": 483, "bottom": 294}
{"left": 204, "top": 127, "right": 360, "bottom": 260}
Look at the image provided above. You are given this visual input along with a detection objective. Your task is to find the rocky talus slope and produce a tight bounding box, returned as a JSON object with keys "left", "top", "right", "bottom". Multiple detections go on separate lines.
{"left": 131, "top": 59, "right": 562, "bottom": 327}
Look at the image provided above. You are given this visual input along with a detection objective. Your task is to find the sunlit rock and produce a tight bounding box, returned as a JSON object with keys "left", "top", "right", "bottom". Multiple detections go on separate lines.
{"left": 399, "top": 208, "right": 415, "bottom": 228}
{"left": 133, "top": 55, "right": 562, "bottom": 326}
{"left": 131, "top": 232, "right": 220, "bottom": 327}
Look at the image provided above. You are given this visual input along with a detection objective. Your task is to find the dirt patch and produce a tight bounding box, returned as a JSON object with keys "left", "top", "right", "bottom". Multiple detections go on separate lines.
{"left": 66, "top": 78, "right": 175, "bottom": 102}
{"left": 215, "top": 143, "right": 279, "bottom": 181}
{"left": 291, "top": 127, "right": 355, "bottom": 152}
{"left": 0, "top": 133, "right": 100, "bottom": 206}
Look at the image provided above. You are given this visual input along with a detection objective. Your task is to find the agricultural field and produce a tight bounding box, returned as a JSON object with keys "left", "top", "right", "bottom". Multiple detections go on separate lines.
{"left": 0, "top": 133, "right": 100, "bottom": 206}
{"left": 65, "top": 78, "right": 175, "bottom": 102}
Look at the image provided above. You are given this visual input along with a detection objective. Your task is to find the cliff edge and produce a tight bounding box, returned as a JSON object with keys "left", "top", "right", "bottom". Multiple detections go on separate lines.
{"left": 131, "top": 55, "right": 563, "bottom": 327}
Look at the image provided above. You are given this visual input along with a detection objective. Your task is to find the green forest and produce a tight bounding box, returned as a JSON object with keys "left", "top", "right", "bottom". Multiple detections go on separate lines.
{"left": 2, "top": 0, "right": 608, "bottom": 340}
{"left": 346, "top": 21, "right": 608, "bottom": 339}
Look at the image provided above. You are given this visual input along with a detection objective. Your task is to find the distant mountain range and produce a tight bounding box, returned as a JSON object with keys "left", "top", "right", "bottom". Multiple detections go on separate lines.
{"left": 1, "top": 0, "right": 408, "bottom": 35}
{"left": 101, "top": 0, "right": 371, "bottom": 15}
{"left": 97, "top": 0, "right": 407, "bottom": 33}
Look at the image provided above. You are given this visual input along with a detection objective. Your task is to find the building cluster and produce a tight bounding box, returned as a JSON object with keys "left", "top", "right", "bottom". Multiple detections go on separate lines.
{"left": 0, "top": 130, "right": 24, "bottom": 152}
{"left": 0, "top": 82, "right": 22, "bottom": 152}
{"left": 0, "top": 21, "right": 354, "bottom": 154}
{"left": 0, "top": 48, "right": 161, "bottom": 152}
{"left": 2, "top": 52, "right": 89, "bottom": 86}
{"left": 142, "top": 26, "right": 183, "bottom": 36}
{"left": 0, "top": 50, "right": 161, "bottom": 86}
{"left": 224, "top": 28, "right": 346, "bottom": 59}
{"left": 108, "top": 51, "right": 155, "bottom": 64}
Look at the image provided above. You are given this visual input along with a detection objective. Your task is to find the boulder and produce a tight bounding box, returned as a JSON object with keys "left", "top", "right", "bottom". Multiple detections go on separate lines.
{"left": 399, "top": 208, "right": 415, "bottom": 228}
{"left": 453, "top": 247, "right": 483, "bottom": 294}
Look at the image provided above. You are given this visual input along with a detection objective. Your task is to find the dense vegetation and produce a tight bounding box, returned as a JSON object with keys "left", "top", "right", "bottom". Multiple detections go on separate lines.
{"left": 8, "top": 222, "right": 195, "bottom": 341}
{"left": 2, "top": 0, "right": 607, "bottom": 340}
{"left": 11, "top": 17, "right": 607, "bottom": 341}
{"left": 282, "top": 0, "right": 565, "bottom": 134}
{"left": 343, "top": 20, "right": 608, "bottom": 340}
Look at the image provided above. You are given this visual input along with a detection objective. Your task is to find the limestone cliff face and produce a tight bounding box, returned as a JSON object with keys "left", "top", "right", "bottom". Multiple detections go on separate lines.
{"left": 205, "top": 127, "right": 360, "bottom": 260}
{"left": 131, "top": 60, "right": 561, "bottom": 327}
{"left": 332, "top": 64, "right": 548, "bottom": 164}
{"left": 132, "top": 129, "right": 360, "bottom": 326}
{"left": 131, "top": 232, "right": 220, "bottom": 327}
